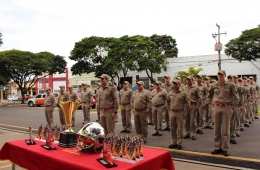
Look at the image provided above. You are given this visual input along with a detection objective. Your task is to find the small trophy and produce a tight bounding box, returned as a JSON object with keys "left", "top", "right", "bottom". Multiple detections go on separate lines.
{"left": 97, "top": 140, "right": 117, "bottom": 168}
{"left": 41, "top": 125, "right": 57, "bottom": 150}
{"left": 25, "top": 127, "right": 36, "bottom": 145}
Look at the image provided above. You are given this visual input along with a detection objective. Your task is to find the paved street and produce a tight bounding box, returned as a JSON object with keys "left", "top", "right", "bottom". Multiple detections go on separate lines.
{"left": 0, "top": 104, "right": 259, "bottom": 169}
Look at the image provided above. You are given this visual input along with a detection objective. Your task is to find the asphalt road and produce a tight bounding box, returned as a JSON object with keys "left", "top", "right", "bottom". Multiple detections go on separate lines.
{"left": 0, "top": 105, "right": 260, "bottom": 169}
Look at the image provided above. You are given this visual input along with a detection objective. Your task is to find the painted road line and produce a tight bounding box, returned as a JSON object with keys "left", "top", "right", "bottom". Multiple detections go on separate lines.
{"left": 0, "top": 124, "right": 38, "bottom": 131}
{"left": 146, "top": 145, "right": 260, "bottom": 163}
{"left": 0, "top": 164, "right": 11, "bottom": 169}
{"left": 0, "top": 133, "right": 20, "bottom": 137}
{"left": 0, "top": 161, "right": 10, "bottom": 164}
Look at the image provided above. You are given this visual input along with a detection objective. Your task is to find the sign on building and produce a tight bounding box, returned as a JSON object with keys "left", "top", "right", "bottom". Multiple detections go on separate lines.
{"left": 77, "top": 80, "right": 91, "bottom": 85}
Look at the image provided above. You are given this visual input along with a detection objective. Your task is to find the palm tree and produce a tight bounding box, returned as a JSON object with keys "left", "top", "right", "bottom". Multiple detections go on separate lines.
{"left": 175, "top": 66, "right": 204, "bottom": 84}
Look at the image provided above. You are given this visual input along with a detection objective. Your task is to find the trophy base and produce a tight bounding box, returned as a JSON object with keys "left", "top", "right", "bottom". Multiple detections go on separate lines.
{"left": 41, "top": 144, "right": 57, "bottom": 150}
{"left": 97, "top": 158, "right": 117, "bottom": 168}
{"left": 25, "top": 139, "right": 36, "bottom": 145}
{"left": 58, "top": 132, "right": 77, "bottom": 148}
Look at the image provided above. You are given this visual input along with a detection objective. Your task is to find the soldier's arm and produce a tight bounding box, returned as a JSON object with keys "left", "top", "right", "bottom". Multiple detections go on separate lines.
{"left": 51, "top": 95, "right": 56, "bottom": 107}
{"left": 129, "top": 90, "right": 133, "bottom": 104}
{"left": 184, "top": 92, "right": 189, "bottom": 116}
{"left": 146, "top": 91, "right": 152, "bottom": 112}
{"left": 90, "top": 91, "right": 93, "bottom": 106}
{"left": 166, "top": 93, "right": 170, "bottom": 109}
{"left": 231, "top": 84, "right": 239, "bottom": 106}
{"left": 163, "top": 90, "right": 168, "bottom": 108}
{"left": 196, "top": 87, "right": 201, "bottom": 108}
{"left": 112, "top": 88, "right": 119, "bottom": 113}
{"left": 206, "top": 85, "right": 214, "bottom": 104}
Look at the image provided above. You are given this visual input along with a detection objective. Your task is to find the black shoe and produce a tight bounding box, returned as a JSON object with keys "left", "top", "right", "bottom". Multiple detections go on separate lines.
{"left": 152, "top": 132, "right": 158, "bottom": 136}
{"left": 209, "top": 126, "right": 213, "bottom": 129}
{"left": 230, "top": 139, "right": 237, "bottom": 144}
{"left": 184, "top": 135, "right": 190, "bottom": 139}
{"left": 191, "top": 136, "right": 196, "bottom": 140}
{"left": 150, "top": 123, "right": 154, "bottom": 126}
{"left": 211, "top": 149, "right": 223, "bottom": 154}
{"left": 163, "top": 127, "right": 170, "bottom": 131}
{"left": 158, "top": 133, "right": 163, "bottom": 136}
{"left": 177, "top": 145, "right": 182, "bottom": 150}
{"left": 126, "top": 130, "right": 131, "bottom": 133}
{"left": 244, "top": 124, "right": 250, "bottom": 127}
{"left": 255, "top": 117, "right": 259, "bottom": 119}
{"left": 204, "top": 126, "right": 209, "bottom": 129}
{"left": 249, "top": 121, "right": 252, "bottom": 124}
{"left": 148, "top": 123, "right": 152, "bottom": 125}
{"left": 168, "top": 144, "right": 177, "bottom": 149}
{"left": 197, "top": 130, "right": 203, "bottom": 134}
{"left": 240, "top": 127, "right": 244, "bottom": 131}
{"left": 236, "top": 133, "right": 240, "bottom": 137}
{"left": 223, "top": 150, "right": 230, "bottom": 156}
{"left": 120, "top": 129, "right": 127, "bottom": 133}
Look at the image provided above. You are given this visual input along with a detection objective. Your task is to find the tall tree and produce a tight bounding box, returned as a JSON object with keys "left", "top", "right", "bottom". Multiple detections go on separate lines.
{"left": 225, "top": 25, "right": 260, "bottom": 61}
{"left": 0, "top": 50, "right": 67, "bottom": 103}
{"left": 0, "top": 32, "right": 2, "bottom": 46}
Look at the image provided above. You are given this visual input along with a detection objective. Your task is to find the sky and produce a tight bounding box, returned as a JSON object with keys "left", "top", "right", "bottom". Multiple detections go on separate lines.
{"left": 1, "top": 0, "right": 260, "bottom": 68}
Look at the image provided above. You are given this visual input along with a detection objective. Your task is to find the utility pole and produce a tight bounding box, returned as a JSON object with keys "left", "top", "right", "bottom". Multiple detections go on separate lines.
{"left": 212, "top": 23, "right": 227, "bottom": 70}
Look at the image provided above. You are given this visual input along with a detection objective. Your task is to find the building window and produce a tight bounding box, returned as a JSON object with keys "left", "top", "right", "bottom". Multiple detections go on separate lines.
{"left": 139, "top": 77, "right": 150, "bottom": 89}
{"left": 157, "top": 77, "right": 165, "bottom": 83}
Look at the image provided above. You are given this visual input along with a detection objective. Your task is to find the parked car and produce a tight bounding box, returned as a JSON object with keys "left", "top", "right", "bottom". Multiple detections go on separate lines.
{"left": 18, "top": 94, "right": 33, "bottom": 101}
{"left": 76, "top": 92, "right": 96, "bottom": 109}
{"left": 27, "top": 93, "right": 58, "bottom": 107}
{"left": 7, "top": 96, "right": 19, "bottom": 101}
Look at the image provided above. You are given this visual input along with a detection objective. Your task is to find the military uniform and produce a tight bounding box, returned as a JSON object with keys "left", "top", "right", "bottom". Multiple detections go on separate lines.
{"left": 183, "top": 76, "right": 201, "bottom": 139}
{"left": 162, "top": 80, "right": 174, "bottom": 130}
{"left": 248, "top": 83, "right": 256, "bottom": 122}
{"left": 119, "top": 86, "right": 133, "bottom": 132}
{"left": 44, "top": 88, "right": 56, "bottom": 126}
{"left": 252, "top": 81, "right": 259, "bottom": 119}
{"left": 207, "top": 70, "right": 239, "bottom": 155}
{"left": 244, "top": 80, "right": 252, "bottom": 126}
{"left": 152, "top": 82, "right": 167, "bottom": 136}
{"left": 68, "top": 90, "right": 78, "bottom": 125}
{"left": 196, "top": 77, "right": 207, "bottom": 132}
{"left": 204, "top": 77, "right": 213, "bottom": 128}
{"left": 167, "top": 80, "right": 189, "bottom": 147}
{"left": 57, "top": 88, "right": 69, "bottom": 126}
{"left": 132, "top": 81, "right": 152, "bottom": 142}
{"left": 148, "top": 85, "right": 155, "bottom": 124}
{"left": 96, "top": 85, "right": 101, "bottom": 121}
{"left": 81, "top": 87, "right": 93, "bottom": 124}
{"left": 98, "top": 75, "right": 119, "bottom": 135}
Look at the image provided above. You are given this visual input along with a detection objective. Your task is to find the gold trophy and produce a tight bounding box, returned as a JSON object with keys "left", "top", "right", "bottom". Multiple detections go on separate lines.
{"left": 58, "top": 98, "right": 81, "bottom": 148}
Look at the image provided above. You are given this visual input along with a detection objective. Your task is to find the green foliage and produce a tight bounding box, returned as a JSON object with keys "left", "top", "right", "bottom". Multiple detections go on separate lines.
{"left": 69, "top": 34, "right": 178, "bottom": 85}
{"left": 0, "top": 32, "right": 2, "bottom": 46}
{"left": 0, "top": 50, "right": 66, "bottom": 103}
{"left": 225, "top": 25, "right": 260, "bottom": 61}
{"left": 175, "top": 66, "right": 203, "bottom": 84}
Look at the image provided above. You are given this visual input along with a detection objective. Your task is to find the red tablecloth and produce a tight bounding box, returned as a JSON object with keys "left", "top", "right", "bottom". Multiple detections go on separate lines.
{"left": 0, "top": 140, "right": 175, "bottom": 170}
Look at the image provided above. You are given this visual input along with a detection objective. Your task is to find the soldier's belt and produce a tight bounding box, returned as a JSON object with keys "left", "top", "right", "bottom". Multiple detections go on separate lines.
{"left": 135, "top": 108, "right": 147, "bottom": 112}
{"left": 45, "top": 105, "right": 53, "bottom": 107}
{"left": 101, "top": 107, "right": 113, "bottom": 112}
{"left": 82, "top": 102, "right": 90, "bottom": 104}
{"left": 171, "top": 109, "right": 183, "bottom": 112}
{"left": 153, "top": 104, "right": 164, "bottom": 107}
{"left": 121, "top": 103, "right": 130, "bottom": 106}
{"left": 215, "top": 103, "right": 231, "bottom": 107}
{"left": 190, "top": 102, "right": 197, "bottom": 105}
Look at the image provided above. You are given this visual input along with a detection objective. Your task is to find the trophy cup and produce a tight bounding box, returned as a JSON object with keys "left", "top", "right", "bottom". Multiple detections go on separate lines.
{"left": 25, "top": 127, "right": 36, "bottom": 145}
{"left": 58, "top": 99, "right": 80, "bottom": 148}
{"left": 41, "top": 125, "right": 57, "bottom": 150}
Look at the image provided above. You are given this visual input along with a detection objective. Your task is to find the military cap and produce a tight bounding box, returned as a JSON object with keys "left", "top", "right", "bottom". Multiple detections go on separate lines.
{"left": 227, "top": 75, "right": 233, "bottom": 78}
{"left": 196, "top": 74, "right": 202, "bottom": 78}
{"left": 59, "top": 85, "right": 65, "bottom": 88}
{"left": 137, "top": 81, "right": 144, "bottom": 85}
{"left": 82, "top": 83, "right": 88, "bottom": 86}
{"left": 155, "top": 81, "right": 162, "bottom": 85}
{"left": 124, "top": 81, "right": 129, "bottom": 84}
{"left": 242, "top": 76, "right": 247, "bottom": 79}
{"left": 150, "top": 84, "right": 154, "bottom": 87}
{"left": 205, "top": 76, "right": 211, "bottom": 80}
{"left": 68, "top": 85, "right": 73, "bottom": 88}
{"left": 172, "top": 79, "right": 180, "bottom": 84}
{"left": 186, "top": 76, "right": 193, "bottom": 80}
{"left": 238, "top": 78, "right": 243, "bottom": 82}
{"left": 99, "top": 74, "right": 110, "bottom": 79}
{"left": 164, "top": 75, "right": 170, "bottom": 79}
{"left": 217, "top": 70, "right": 226, "bottom": 75}
{"left": 249, "top": 76, "right": 254, "bottom": 79}
{"left": 233, "top": 75, "right": 238, "bottom": 79}
{"left": 45, "top": 87, "right": 52, "bottom": 91}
